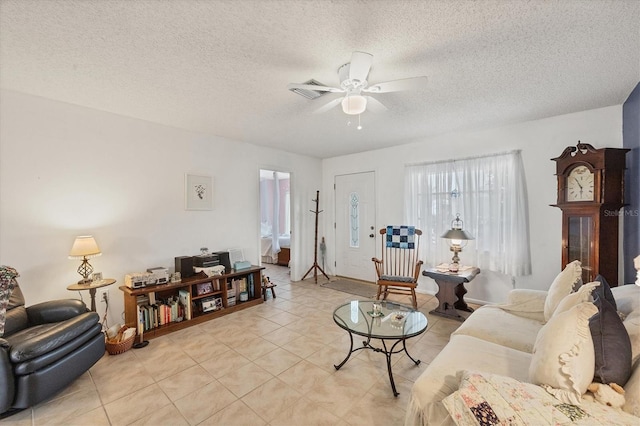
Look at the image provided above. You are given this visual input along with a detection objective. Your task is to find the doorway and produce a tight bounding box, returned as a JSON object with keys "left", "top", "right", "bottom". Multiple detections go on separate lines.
{"left": 259, "top": 170, "right": 291, "bottom": 267}
{"left": 335, "top": 171, "right": 376, "bottom": 282}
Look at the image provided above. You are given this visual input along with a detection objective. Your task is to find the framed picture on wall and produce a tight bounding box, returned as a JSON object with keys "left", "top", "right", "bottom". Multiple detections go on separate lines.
{"left": 185, "top": 174, "right": 213, "bottom": 210}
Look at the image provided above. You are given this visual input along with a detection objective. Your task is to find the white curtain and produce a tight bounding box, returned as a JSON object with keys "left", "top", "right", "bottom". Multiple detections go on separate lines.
{"left": 405, "top": 150, "right": 531, "bottom": 276}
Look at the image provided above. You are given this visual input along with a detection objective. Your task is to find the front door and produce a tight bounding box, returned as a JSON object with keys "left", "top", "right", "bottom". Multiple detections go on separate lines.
{"left": 335, "top": 172, "right": 376, "bottom": 282}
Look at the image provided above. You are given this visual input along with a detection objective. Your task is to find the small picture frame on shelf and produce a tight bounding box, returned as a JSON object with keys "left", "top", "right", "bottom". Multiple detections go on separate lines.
{"left": 196, "top": 282, "right": 213, "bottom": 296}
{"left": 91, "top": 272, "right": 103, "bottom": 283}
{"left": 201, "top": 297, "right": 217, "bottom": 312}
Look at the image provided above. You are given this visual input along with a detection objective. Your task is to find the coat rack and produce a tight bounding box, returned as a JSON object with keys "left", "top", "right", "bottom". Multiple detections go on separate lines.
{"left": 302, "top": 190, "right": 330, "bottom": 284}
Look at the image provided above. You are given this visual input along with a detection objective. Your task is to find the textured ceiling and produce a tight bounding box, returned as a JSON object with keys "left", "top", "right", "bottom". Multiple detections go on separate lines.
{"left": 1, "top": 0, "right": 639, "bottom": 159}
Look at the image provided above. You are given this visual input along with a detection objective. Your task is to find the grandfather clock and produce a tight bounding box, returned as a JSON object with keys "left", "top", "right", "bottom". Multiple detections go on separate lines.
{"left": 551, "top": 142, "right": 629, "bottom": 286}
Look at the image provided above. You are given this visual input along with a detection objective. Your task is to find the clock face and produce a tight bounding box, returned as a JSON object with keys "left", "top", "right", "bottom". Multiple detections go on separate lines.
{"left": 566, "top": 165, "right": 594, "bottom": 202}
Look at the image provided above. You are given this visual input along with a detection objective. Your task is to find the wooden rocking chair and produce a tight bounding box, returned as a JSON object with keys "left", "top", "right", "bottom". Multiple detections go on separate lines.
{"left": 372, "top": 226, "right": 423, "bottom": 309}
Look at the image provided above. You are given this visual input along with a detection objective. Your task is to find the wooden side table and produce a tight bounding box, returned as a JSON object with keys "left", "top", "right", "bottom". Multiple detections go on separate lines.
{"left": 422, "top": 267, "right": 480, "bottom": 321}
{"left": 67, "top": 278, "right": 116, "bottom": 312}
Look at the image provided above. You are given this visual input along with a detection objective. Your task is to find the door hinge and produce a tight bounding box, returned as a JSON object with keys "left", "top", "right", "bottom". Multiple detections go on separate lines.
{"left": 334, "top": 222, "right": 336, "bottom": 228}
{"left": 334, "top": 183, "right": 336, "bottom": 190}
{"left": 334, "top": 261, "right": 337, "bottom": 267}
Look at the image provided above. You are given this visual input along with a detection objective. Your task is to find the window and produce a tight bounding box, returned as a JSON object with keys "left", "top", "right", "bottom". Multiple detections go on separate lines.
{"left": 405, "top": 150, "right": 531, "bottom": 276}
{"left": 349, "top": 192, "right": 360, "bottom": 248}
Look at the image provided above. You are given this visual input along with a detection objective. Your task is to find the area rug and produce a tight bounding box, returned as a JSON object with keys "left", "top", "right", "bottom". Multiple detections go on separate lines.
{"left": 321, "top": 279, "right": 378, "bottom": 298}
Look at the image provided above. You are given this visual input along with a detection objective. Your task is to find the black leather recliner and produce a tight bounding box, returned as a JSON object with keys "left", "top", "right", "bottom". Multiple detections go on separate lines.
{"left": 1, "top": 283, "right": 105, "bottom": 415}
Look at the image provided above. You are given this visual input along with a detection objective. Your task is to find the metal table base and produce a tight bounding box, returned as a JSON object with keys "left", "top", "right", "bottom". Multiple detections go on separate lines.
{"left": 334, "top": 329, "right": 421, "bottom": 397}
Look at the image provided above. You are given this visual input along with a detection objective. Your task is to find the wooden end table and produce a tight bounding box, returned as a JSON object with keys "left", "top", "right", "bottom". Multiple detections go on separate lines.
{"left": 422, "top": 267, "right": 480, "bottom": 321}
{"left": 67, "top": 278, "right": 116, "bottom": 312}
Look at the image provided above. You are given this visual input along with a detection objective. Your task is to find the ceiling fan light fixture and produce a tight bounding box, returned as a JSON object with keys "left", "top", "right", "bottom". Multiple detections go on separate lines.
{"left": 341, "top": 95, "right": 367, "bottom": 115}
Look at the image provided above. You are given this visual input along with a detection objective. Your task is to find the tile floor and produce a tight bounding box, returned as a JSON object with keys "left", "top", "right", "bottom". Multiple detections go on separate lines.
{"left": 2, "top": 265, "right": 463, "bottom": 426}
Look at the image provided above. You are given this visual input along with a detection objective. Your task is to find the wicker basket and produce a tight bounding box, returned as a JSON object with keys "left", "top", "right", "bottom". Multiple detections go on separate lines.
{"left": 105, "top": 330, "right": 136, "bottom": 355}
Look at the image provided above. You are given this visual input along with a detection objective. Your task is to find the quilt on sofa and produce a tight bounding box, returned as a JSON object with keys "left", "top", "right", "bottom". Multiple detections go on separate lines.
{"left": 405, "top": 260, "right": 639, "bottom": 426}
{"left": 443, "top": 371, "right": 639, "bottom": 426}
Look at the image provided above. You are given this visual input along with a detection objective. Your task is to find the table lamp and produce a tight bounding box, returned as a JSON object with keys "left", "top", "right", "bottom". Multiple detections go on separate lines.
{"left": 69, "top": 236, "right": 102, "bottom": 284}
{"left": 440, "top": 214, "right": 474, "bottom": 273}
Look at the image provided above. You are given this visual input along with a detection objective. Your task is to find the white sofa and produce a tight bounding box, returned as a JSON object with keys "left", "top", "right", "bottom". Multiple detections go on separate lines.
{"left": 405, "top": 284, "right": 640, "bottom": 425}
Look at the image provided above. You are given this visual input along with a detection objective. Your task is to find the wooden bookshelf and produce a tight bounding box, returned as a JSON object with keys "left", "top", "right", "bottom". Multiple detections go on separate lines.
{"left": 119, "top": 265, "right": 265, "bottom": 339}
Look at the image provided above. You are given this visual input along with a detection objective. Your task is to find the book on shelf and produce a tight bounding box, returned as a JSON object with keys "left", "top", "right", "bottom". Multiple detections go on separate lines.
{"left": 152, "top": 305, "right": 157, "bottom": 327}
{"left": 170, "top": 298, "right": 178, "bottom": 321}
{"left": 178, "top": 289, "right": 192, "bottom": 320}
{"left": 229, "top": 278, "right": 246, "bottom": 299}
{"left": 137, "top": 306, "right": 144, "bottom": 334}
{"left": 134, "top": 293, "right": 191, "bottom": 331}
{"left": 159, "top": 304, "right": 165, "bottom": 326}
{"left": 248, "top": 275, "right": 254, "bottom": 298}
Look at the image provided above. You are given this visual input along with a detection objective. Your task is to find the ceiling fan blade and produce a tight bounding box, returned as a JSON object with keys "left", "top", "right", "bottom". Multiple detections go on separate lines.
{"left": 349, "top": 51, "right": 373, "bottom": 83}
{"left": 287, "top": 83, "right": 344, "bottom": 93}
{"left": 363, "top": 76, "right": 428, "bottom": 93}
{"left": 313, "top": 97, "right": 343, "bottom": 114}
{"left": 364, "top": 96, "right": 388, "bottom": 113}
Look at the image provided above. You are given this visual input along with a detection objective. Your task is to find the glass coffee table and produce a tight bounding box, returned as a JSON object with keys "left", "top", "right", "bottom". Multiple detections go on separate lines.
{"left": 333, "top": 300, "right": 428, "bottom": 396}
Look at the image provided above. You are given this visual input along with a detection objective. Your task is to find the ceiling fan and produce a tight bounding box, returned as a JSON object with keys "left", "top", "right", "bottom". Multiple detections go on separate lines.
{"left": 287, "top": 51, "right": 428, "bottom": 115}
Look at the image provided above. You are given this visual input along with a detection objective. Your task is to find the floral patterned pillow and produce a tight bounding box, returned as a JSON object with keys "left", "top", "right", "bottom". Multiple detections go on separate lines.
{"left": 443, "top": 370, "right": 639, "bottom": 425}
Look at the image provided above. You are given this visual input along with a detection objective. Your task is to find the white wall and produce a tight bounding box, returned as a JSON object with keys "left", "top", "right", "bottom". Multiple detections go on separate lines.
{"left": 0, "top": 89, "right": 625, "bottom": 316}
{"left": 322, "top": 106, "right": 623, "bottom": 304}
{"left": 0, "top": 90, "right": 322, "bottom": 326}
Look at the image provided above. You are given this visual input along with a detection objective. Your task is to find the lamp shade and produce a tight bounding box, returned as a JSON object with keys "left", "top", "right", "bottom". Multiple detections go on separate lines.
{"left": 440, "top": 214, "right": 475, "bottom": 241}
{"left": 440, "top": 228, "right": 474, "bottom": 241}
{"left": 341, "top": 95, "right": 367, "bottom": 115}
{"left": 69, "top": 236, "right": 102, "bottom": 259}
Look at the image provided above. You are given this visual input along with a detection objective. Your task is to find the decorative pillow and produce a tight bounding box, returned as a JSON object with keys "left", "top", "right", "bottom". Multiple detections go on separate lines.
{"left": 590, "top": 293, "right": 633, "bottom": 386}
{"left": 443, "top": 370, "right": 640, "bottom": 425}
{"left": 553, "top": 281, "right": 599, "bottom": 317}
{"left": 593, "top": 274, "right": 617, "bottom": 310}
{"left": 544, "top": 260, "right": 582, "bottom": 322}
{"left": 529, "top": 302, "right": 597, "bottom": 405}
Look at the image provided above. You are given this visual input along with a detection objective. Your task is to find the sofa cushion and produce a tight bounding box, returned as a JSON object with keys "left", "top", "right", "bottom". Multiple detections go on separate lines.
{"left": 5, "top": 312, "right": 100, "bottom": 363}
{"left": 12, "top": 323, "right": 102, "bottom": 375}
{"left": 590, "top": 293, "right": 632, "bottom": 386}
{"left": 3, "top": 284, "right": 29, "bottom": 338}
{"left": 612, "top": 285, "right": 640, "bottom": 364}
{"left": 407, "top": 335, "right": 531, "bottom": 426}
{"left": 623, "top": 359, "right": 640, "bottom": 417}
{"left": 624, "top": 312, "right": 640, "bottom": 365}
{"left": 452, "top": 306, "right": 543, "bottom": 353}
{"left": 544, "top": 260, "right": 582, "bottom": 322}
{"left": 529, "top": 302, "right": 597, "bottom": 405}
{"left": 504, "top": 288, "right": 547, "bottom": 321}
{"left": 3, "top": 305, "right": 28, "bottom": 338}
{"left": 612, "top": 284, "right": 640, "bottom": 318}
{"left": 443, "top": 370, "right": 640, "bottom": 426}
